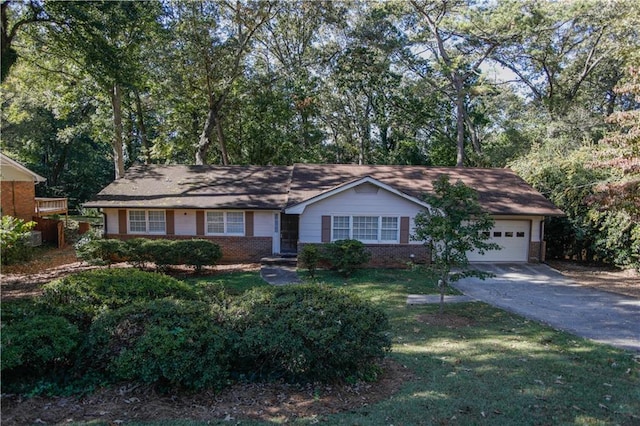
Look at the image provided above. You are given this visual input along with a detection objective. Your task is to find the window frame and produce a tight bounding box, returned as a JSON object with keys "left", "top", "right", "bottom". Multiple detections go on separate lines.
{"left": 205, "top": 211, "right": 245, "bottom": 236}
{"left": 331, "top": 215, "right": 400, "bottom": 243}
{"left": 127, "top": 209, "right": 166, "bottom": 235}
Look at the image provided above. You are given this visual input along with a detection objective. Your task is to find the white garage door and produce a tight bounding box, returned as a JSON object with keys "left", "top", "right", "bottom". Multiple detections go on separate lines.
{"left": 467, "top": 220, "right": 530, "bottom": 262}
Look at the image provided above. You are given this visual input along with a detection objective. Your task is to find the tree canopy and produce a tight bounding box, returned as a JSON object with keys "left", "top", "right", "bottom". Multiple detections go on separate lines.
{"left": 1, "top": 0, "right": 638, "bottom": 268}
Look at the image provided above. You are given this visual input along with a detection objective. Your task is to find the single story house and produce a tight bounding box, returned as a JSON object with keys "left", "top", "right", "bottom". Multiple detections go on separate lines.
{"left": 84, "top": 163, "right": 564, "bottom": 266}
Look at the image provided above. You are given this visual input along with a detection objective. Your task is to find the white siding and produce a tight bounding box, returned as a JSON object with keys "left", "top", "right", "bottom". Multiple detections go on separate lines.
{"left": 299, "top": 186, "right": 423, "bottom": 243}
{"left": 0, "top": 165, "right": 34, "bottom": 182}
{"left": 174, "top": 209, "right": 196, "bottom": 235}
{"left": 104, "top": 208, "right": 119, "bottom": 234}
{"left": 254, "top": 211, "right": 276, "bottom": 237}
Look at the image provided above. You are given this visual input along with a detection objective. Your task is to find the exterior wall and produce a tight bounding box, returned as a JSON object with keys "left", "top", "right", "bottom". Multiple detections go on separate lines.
{"left": 298, "top": 185, "right": 423, "bottom": 244}
{"left": 298, "top": 242, "right": 430, "bottom": 269}
{"left": 1, "top": 165, "right": 35, "bottom": 181}
{"left": 0, "top": 180, "right": 36, "bottom": 221}
{"left": 102, "top": 208, "right": 275, "bottom": 263}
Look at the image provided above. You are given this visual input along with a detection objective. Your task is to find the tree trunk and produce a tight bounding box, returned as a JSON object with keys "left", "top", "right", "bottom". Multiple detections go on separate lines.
{"left": 215, "top": 115, "right": 229, "bottom": 165}
{"left": 454, "top": 78, "right": 465, "bottom": 167}
{"left": 134, "top": 89, "right": 150, "bottom": 164}
{"left": 196, "top": 107, "right": 217, "bottom": 165}
{"left": 196, "top": 105, "right": 230, "bottom": 165}
{"left": 110, "top": 83, "right": 125, "bottom": 179}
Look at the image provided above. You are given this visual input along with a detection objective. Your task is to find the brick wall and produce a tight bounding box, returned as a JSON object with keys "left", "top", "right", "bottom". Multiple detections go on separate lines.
{"left": 0, "top": 181, "right": 36, "bottom": 222}
{"left": 528, "top": 241, "right": 544, "bottom": 263}
{"left": 104, "top": 234, "right": 272, "bottom": 263}
{"left": 298, "top": 242, "right": 431, "bottom": 269}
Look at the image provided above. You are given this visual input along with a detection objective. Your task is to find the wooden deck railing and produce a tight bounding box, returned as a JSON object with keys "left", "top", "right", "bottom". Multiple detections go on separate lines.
{"left": 35, "top": 197, "right": 68, "bottom": 216}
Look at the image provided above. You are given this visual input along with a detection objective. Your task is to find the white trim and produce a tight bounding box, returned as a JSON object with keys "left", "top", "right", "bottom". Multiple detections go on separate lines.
{"left": 0, "top": 153, "right": 46, "bottom": 182}
{"left": 205, "top": 211, "right": 245, "bottom": 236}
{"left": 127, "top": 209, "right": 166, "bottom": 235}
{"left": 331, "top": 214, "right": 400, "bottom": 244}
{"left": 285, "top": 176, "right": 430, "bottom": 214}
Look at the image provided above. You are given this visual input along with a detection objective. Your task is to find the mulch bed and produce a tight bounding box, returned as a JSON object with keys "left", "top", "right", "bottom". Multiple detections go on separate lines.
{"left": 1, "top": 359, "right": 415, "bottom": 425}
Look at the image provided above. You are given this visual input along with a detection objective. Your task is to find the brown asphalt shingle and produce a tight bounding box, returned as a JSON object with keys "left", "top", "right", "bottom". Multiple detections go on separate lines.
{"left": 85, "top": 163, "right": 564, "bottom": 216}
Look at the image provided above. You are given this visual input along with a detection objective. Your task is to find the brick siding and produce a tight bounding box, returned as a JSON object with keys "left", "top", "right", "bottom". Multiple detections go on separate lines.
{"left": 528, "top": 241, "right": 543, "bottom": 263}
{"left": 104, "top": 234, "right": 272, "bottom": 263}
{"left": 298, "top": 242, "right": 431, "bottom": 269}
{"left": 0, "top": 181, "right": 36, "bottom": 222}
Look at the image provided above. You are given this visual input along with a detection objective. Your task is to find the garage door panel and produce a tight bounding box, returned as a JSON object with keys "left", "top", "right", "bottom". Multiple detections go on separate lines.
{"left": 467, "top": 220, "right": 529, "bottom": 262}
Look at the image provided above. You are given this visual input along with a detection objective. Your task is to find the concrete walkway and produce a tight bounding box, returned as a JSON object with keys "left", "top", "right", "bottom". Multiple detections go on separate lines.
{"left": 260, "top": 258, "right": 301, "bottom": 286}
{"left": 449, "top": 263, "right": 640, "bottom": 352}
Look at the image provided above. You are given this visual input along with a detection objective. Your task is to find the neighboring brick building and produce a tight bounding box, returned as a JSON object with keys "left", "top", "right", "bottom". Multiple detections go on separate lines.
{"left": 0, "top": 153, "right": 46, "bottom": 222}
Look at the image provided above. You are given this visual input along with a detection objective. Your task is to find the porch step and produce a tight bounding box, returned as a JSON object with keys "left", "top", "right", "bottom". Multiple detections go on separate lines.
{"left": 261, "top": 256, "right": 298, "bottom": 267}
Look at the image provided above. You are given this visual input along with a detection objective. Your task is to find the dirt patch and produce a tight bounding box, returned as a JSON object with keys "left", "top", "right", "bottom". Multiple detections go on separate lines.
{"left": 1, "top": 359, "right": 414, "bottom": 425}
{"left": 547, "top": 260, "right": 640, "bottom": 299}
{"left": 415, "top": 313, "right": 476, "bottom": 328}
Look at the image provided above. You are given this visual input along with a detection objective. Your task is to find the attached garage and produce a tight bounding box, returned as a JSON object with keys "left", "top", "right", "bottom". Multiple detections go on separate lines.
{"left": 467, "top": 220, "right": 531, "bottom": 263}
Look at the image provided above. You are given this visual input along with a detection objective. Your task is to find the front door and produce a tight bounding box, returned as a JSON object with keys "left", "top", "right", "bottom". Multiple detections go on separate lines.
{"left": 280, "top": 214, "right": 299, "bottom": 254}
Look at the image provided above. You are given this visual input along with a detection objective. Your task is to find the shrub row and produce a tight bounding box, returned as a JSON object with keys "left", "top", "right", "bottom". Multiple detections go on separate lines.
{"left": 76, "top": 235, "right": 222, "bottom": 272}
{"left": 300, "top": 239, "right": 372, "bottom": 278}
{"left": 1, "top": 269, "right": 391, "bottom": 393}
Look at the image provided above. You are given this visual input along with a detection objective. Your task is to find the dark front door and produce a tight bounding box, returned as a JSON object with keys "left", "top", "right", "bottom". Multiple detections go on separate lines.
{"left": 280, "top": 214, "right": 299, "bottom": 254}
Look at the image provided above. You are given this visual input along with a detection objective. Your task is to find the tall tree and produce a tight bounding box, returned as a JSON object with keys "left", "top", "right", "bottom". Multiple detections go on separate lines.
{"left": 407, "top": 0, "right": 514, "bottom": 166}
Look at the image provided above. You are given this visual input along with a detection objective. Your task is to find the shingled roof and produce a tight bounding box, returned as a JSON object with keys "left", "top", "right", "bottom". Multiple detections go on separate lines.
{"left": 85, "top": 163, "right": 564, "bottom": 216}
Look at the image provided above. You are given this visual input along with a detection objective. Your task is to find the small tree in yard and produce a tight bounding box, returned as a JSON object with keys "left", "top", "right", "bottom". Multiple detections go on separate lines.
{"left": 413, "top": 175, "right": 500, "bottom": 313}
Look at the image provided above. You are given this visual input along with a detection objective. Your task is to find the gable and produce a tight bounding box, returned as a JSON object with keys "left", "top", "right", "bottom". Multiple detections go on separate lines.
{"left": 0, "top": 153, "right": 46, "bottom": 183}
{"left": 285, "top": 176, "right": 430, "bottom": 214}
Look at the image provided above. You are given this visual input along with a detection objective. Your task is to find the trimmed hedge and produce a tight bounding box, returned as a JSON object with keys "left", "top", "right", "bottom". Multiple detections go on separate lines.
{"left": 40, "top": 269, "right": 199, "bottom": 329}
{"left": 323, "top": 239, "right": 372, "bottom": 277}
{"left": 86, "top": 299, "right": 233, "bottom": 391}
{"left": 231, "top": 285, "right": 391, "bottom": 383}
{"left": 75, "top": 237, "right": 222, "bottom": 272}
{"left": 3, "top": 269, "right": 392, "bottom": 394}
{"left": 1, "top": 314, "right": 80, "bottom": 374}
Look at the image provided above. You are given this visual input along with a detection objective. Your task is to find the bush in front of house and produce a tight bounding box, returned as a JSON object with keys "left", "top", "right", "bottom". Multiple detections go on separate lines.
{"left": 75, "top": 231, "right": 127, "bottom": 266}
{"left": 85, "top": 299, "right": 234, "bottom": 391}
{"left": 323, "top": 239, "right": 372, "bottom": 277}
{"left": 0, "top": 215, "right": 36, "bottom": 265}
{"left": 299, "top": 244, "right": 320, "bottom": 278}
{"left": 231, "top": 284, "right": 391, "bottom": 383}
{"left": 75, "top": 237, "right": 222, "bottom": 272}
{"left": 40, "top": 269, "right": 198, "bottom": 329}
{"left": 1, "top": 314, "right": 80, "bottom": 377}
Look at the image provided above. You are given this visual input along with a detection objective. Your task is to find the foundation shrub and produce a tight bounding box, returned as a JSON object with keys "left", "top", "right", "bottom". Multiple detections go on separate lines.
{"left": 299, "top": 245, "right": 320, "bottom": 278}
{"left": 85, "top": 299, "right": 233, "bottom": 391}
{"left": 323, "top": 239, "right": 372, "bottom": 277}
{"left": 231, "top": 285, "right": 391, "bottom": 383}
{"left": 75, "top": 233, "right": 127, "bottom": 266}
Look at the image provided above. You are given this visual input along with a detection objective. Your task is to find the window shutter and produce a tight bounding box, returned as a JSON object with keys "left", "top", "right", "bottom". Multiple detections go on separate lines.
{"left": 400, "top": 216, "right": 410, "bottom": 244}
{"left": 166, "top": 210, "right": 175, "bottom": 235}
{"left": 196, "top": 211, "right": 205, "bottom": 236}
{"left": 321, "top": 215, "right": 331, "bottom": 243}
{"left": 245, "top": 211, "right": 254, "bottom": 236}
{"left": 118, "top": 209, "right": 127, "bottom": 234}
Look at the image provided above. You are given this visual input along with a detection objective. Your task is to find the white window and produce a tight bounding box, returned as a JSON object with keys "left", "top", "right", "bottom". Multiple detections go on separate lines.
{"left": 128, "top": 210, "right": 166, "bottom": 234}
{"left": 381, "top": 217, "right": 399, "bottom": 241}
{"left": 353, "top": 216, "right": 378, "bottom": 241}
{"left": 332, "top": 215, "right": 399, "bottom": 243}
{"left": 206, "top": 211, "right": 245, "bottom": 235}
{"left": 332, "top": 216, "right": 350, "bottom": 240}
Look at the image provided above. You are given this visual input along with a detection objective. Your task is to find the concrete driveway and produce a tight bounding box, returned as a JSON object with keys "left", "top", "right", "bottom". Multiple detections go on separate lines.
{"left": 452, "top": 263, "right": 640, "bottom": 352}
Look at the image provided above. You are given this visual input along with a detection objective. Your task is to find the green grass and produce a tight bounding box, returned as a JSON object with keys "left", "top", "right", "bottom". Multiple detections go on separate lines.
{"left": 17, "top": 267, "right": 640, "bottom": 425}
{"left": 192, "top": 268, "right": 640, "bottom": 425}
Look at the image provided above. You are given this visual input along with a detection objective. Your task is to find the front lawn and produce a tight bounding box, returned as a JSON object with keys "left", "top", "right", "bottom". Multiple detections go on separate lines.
{"left": 2, "top": 267, "right": 638, "bottom": 425}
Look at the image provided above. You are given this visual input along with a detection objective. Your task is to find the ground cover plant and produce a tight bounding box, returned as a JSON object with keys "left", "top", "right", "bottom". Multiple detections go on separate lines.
{"left": 2, "top": 267, "right": 639, "bottom": 425}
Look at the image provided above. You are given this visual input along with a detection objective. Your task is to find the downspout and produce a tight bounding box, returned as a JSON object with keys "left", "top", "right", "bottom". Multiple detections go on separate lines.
{"left": 540, "top": 220, "right": 545, "bottom": 263}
